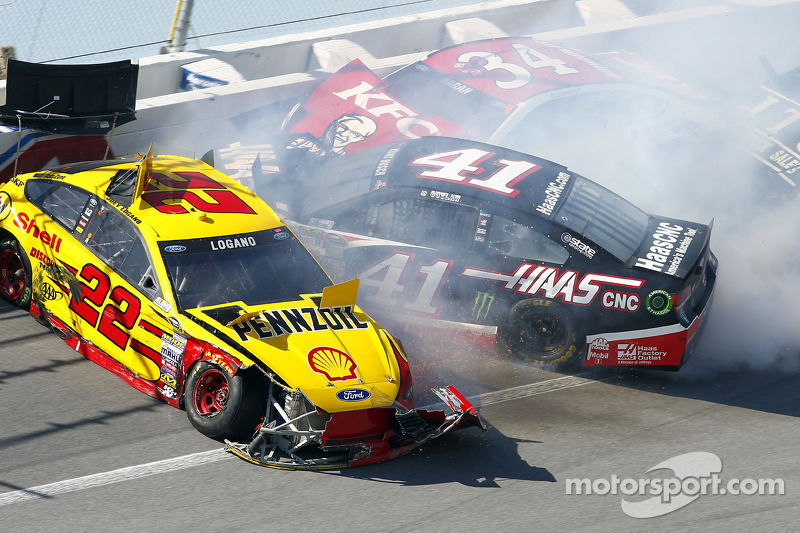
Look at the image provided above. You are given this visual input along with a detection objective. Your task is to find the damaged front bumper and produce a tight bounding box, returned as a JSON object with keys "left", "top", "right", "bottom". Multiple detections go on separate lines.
{"left": 224, "top": 385, "right": 485, "bottom": 469}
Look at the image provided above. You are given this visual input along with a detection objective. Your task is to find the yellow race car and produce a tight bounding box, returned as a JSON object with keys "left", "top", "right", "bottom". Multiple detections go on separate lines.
{"left": 0, "top": 150, "right": 482, "bottom": 469}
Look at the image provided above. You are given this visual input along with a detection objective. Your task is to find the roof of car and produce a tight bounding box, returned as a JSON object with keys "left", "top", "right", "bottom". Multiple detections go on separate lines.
{"left": 301, "top": 136, "right": 574, "bottom": 220}
{"left": 31, "top": 155, "right": 283, "bottom": 241}
{"left": 410, "top": 37, "right": 624, "bottom": 105}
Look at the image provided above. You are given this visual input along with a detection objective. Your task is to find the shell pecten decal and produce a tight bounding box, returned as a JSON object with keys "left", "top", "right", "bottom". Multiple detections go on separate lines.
{"left": 308, "top": 346, "right": 357, "bottom": 381}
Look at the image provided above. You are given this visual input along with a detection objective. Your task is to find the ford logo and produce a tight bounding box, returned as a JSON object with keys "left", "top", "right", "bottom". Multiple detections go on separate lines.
{"left": 273, "top": 232, "right": 289, "bottom": 240}
{"left": 336, "top": 388, "right": 371, "bottom": 402}
{"left": 325, "top": 233, "right": 346, "bottom": 246}
{"left": 164, "top": 245, "right": 186, "bottom": 253}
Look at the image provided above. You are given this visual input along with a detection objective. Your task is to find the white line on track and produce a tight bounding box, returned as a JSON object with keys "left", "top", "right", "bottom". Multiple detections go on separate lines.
{"left": 470, "top": 374, "right": 602, "bottom": 407}
{"left": 0, "top": 449, "right": 232, "bottom": 507}
{"left": 0, "top": 374, "right": 603, "bottom": 507}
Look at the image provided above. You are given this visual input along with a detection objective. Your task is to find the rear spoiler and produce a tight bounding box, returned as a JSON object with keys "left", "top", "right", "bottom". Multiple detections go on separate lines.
{"left": 0, "top": 59, "right": 138, "bottom": 135}
{"left": 629, "top": 216, "right": 713, "bottom": 279}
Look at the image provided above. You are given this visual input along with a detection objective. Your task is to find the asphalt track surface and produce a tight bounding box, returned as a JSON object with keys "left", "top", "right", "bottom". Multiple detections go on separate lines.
{"left": 2, "top": 2, "right": 800, "bottom": 531}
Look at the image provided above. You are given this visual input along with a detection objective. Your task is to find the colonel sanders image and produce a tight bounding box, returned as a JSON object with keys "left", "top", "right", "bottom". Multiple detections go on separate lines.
{"left": 286, "top": 113, "right": 378, "bottom": 157}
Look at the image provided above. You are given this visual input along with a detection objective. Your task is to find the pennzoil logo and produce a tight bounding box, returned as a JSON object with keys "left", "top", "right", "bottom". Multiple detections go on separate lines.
{"left": 230, "top": 305, "right": 369, "bottom": 342}
{"left": 308, "top": 347, "right": 357, "bottom": 381}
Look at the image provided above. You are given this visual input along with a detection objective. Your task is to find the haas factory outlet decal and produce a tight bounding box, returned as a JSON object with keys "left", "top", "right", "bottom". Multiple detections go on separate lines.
{"left": 584, "top": 334, "right": 683, "bottom": 366}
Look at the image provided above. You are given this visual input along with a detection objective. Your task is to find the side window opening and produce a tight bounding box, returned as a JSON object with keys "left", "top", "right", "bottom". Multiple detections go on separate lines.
{"left": 86, "top": 206, "right": 161, "bottom": 299}
{"left": 486, "top": 215, "right": 569, "bottom": 264}
{"left": 365, "top": 197, "right": 478, "bottom": 248}
{"left": 25, "top": 180, "right": 92, "bottom": 231}
{"left": 26, "top": 179, "right": 162, "bottom": 299}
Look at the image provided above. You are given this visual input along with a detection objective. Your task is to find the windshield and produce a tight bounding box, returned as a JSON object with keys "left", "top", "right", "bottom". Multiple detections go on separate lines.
{"left": 160, "top": 229, "right": 331, "bottom": 310}
{"left": 554, "top": 176, "right": 648, "bottom": 262}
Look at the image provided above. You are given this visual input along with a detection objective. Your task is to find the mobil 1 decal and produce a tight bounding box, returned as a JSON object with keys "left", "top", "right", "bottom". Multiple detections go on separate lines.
{"left": 633, "top": 218, "right": 707, "bottom": 278}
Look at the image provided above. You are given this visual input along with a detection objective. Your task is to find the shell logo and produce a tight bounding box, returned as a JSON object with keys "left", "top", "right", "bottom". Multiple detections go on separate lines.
{"left": 308, "top": 347, "right": 358, "bottom": 381}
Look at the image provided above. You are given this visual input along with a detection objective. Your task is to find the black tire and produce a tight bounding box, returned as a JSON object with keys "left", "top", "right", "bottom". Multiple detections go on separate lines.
{"left": 184, "top": 361, "right": 266, "bottom": 441}
{"left": 505, "top": 298, "right": 583, "bottom": 368}
{"left": 0, "top": 236, "right": 32, "bottom": 309}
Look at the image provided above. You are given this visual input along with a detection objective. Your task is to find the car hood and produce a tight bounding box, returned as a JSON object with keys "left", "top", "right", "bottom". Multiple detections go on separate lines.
{"left": 186, "top": 297, "right": 402, "bottom": 413}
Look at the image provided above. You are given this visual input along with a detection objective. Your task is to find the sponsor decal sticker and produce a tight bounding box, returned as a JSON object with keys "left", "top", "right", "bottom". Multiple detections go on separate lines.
{"left": 210, "top": 236, "right": 258, "bottom": 250}
{"left": 105, "top": 196, "right": 143, "bottom": 224}
{"left": 154, "top": 296, "right": 173, "bottom": 313}
{"left": 601, "top": 291, "right": 640, "bottom": 312}
{"left": 336, "top": 388, "right": 371, "bottom": 402}
{"left": 428, "top": 190, "right": 462, "bottom": 202}
{"left": 472, "top": 291, "right": 495, "bottom": 320}
{"left": 461, "top": 263, "right": 644, "bottom": 306}
{"left": 37, "top": 282, "right": 63, "bottom": 301}
{"left": 646, "top": 290, "right": 673, "bottom": 316}
{"left": 587, "top": 338, "right": 609, "bottom": 361}
{"left": 617, "top": 343, "right": 668, "bottom": 363}
{"left": 13, "top": 212, "right": 63, "bottom": 252}
{"left": 561, "top": 232, "right": 596, "bottom": 259}
{"left": 160, "top": 372, "right": 178, "bottom": 388}
{"left": 308, "top": 347, "right": 358, "bottom": 381}
{"left": 29, "top": 246, "right": 58, "bottom": 266}
{"left": 375, "top": 148, "right": 400, "bottom": 176}
{"left": 230, "top": 305, "right": 369, "bottom": 342}
{"left": 635, "top": 222, "right": 698, "bottom": 275}
{"left": 164, "top": 245, "right": 186, "bottom": 253}
{"left": 308, "top": 218, "right": 335, "bottom": 229}
{"left": 325, "top": 233, "right": 346, "bottom": 246}
{"left": 535, "top": 172, "right": 571, "bottom": 216}
{"left": 0, "top": 191, "right": 11, "bottom": 221}
{"left": 160, "top": 333, "right": 186, "bottom": 378}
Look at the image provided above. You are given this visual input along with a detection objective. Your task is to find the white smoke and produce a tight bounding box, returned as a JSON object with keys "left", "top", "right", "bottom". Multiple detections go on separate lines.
{"left": 227, "top": 3, "right": 800, "bottom": 376}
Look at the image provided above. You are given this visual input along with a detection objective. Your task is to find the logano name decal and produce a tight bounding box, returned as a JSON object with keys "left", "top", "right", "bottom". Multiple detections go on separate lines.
{"left": 230, "top": 305, "right": 369, "bottom": 342}
{"left": 461, "top": 263, "right": 644, "bottom": 305}
{"left": 210, "top": 236, "right": 257, "bottom": 251}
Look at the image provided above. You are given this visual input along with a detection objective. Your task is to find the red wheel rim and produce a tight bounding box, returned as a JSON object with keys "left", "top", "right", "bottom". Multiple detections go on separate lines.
{"left": 193, "top": 368, "right": 229, "bottom": 415}
{"left": 0, "top": 248, "right": 26, "bottom": 300}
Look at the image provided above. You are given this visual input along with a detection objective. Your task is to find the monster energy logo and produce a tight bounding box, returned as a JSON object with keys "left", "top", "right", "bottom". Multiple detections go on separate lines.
{"left": 472, "top": 291, "right": 495, "bottom": 321}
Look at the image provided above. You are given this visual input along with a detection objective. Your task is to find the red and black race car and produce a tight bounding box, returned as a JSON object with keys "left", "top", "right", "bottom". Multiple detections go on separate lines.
{"left": 279, "top": 37, "right": 724, "bottom": 176}
{"left": 259, "top": 136, "right": 717, "bottom": 370}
